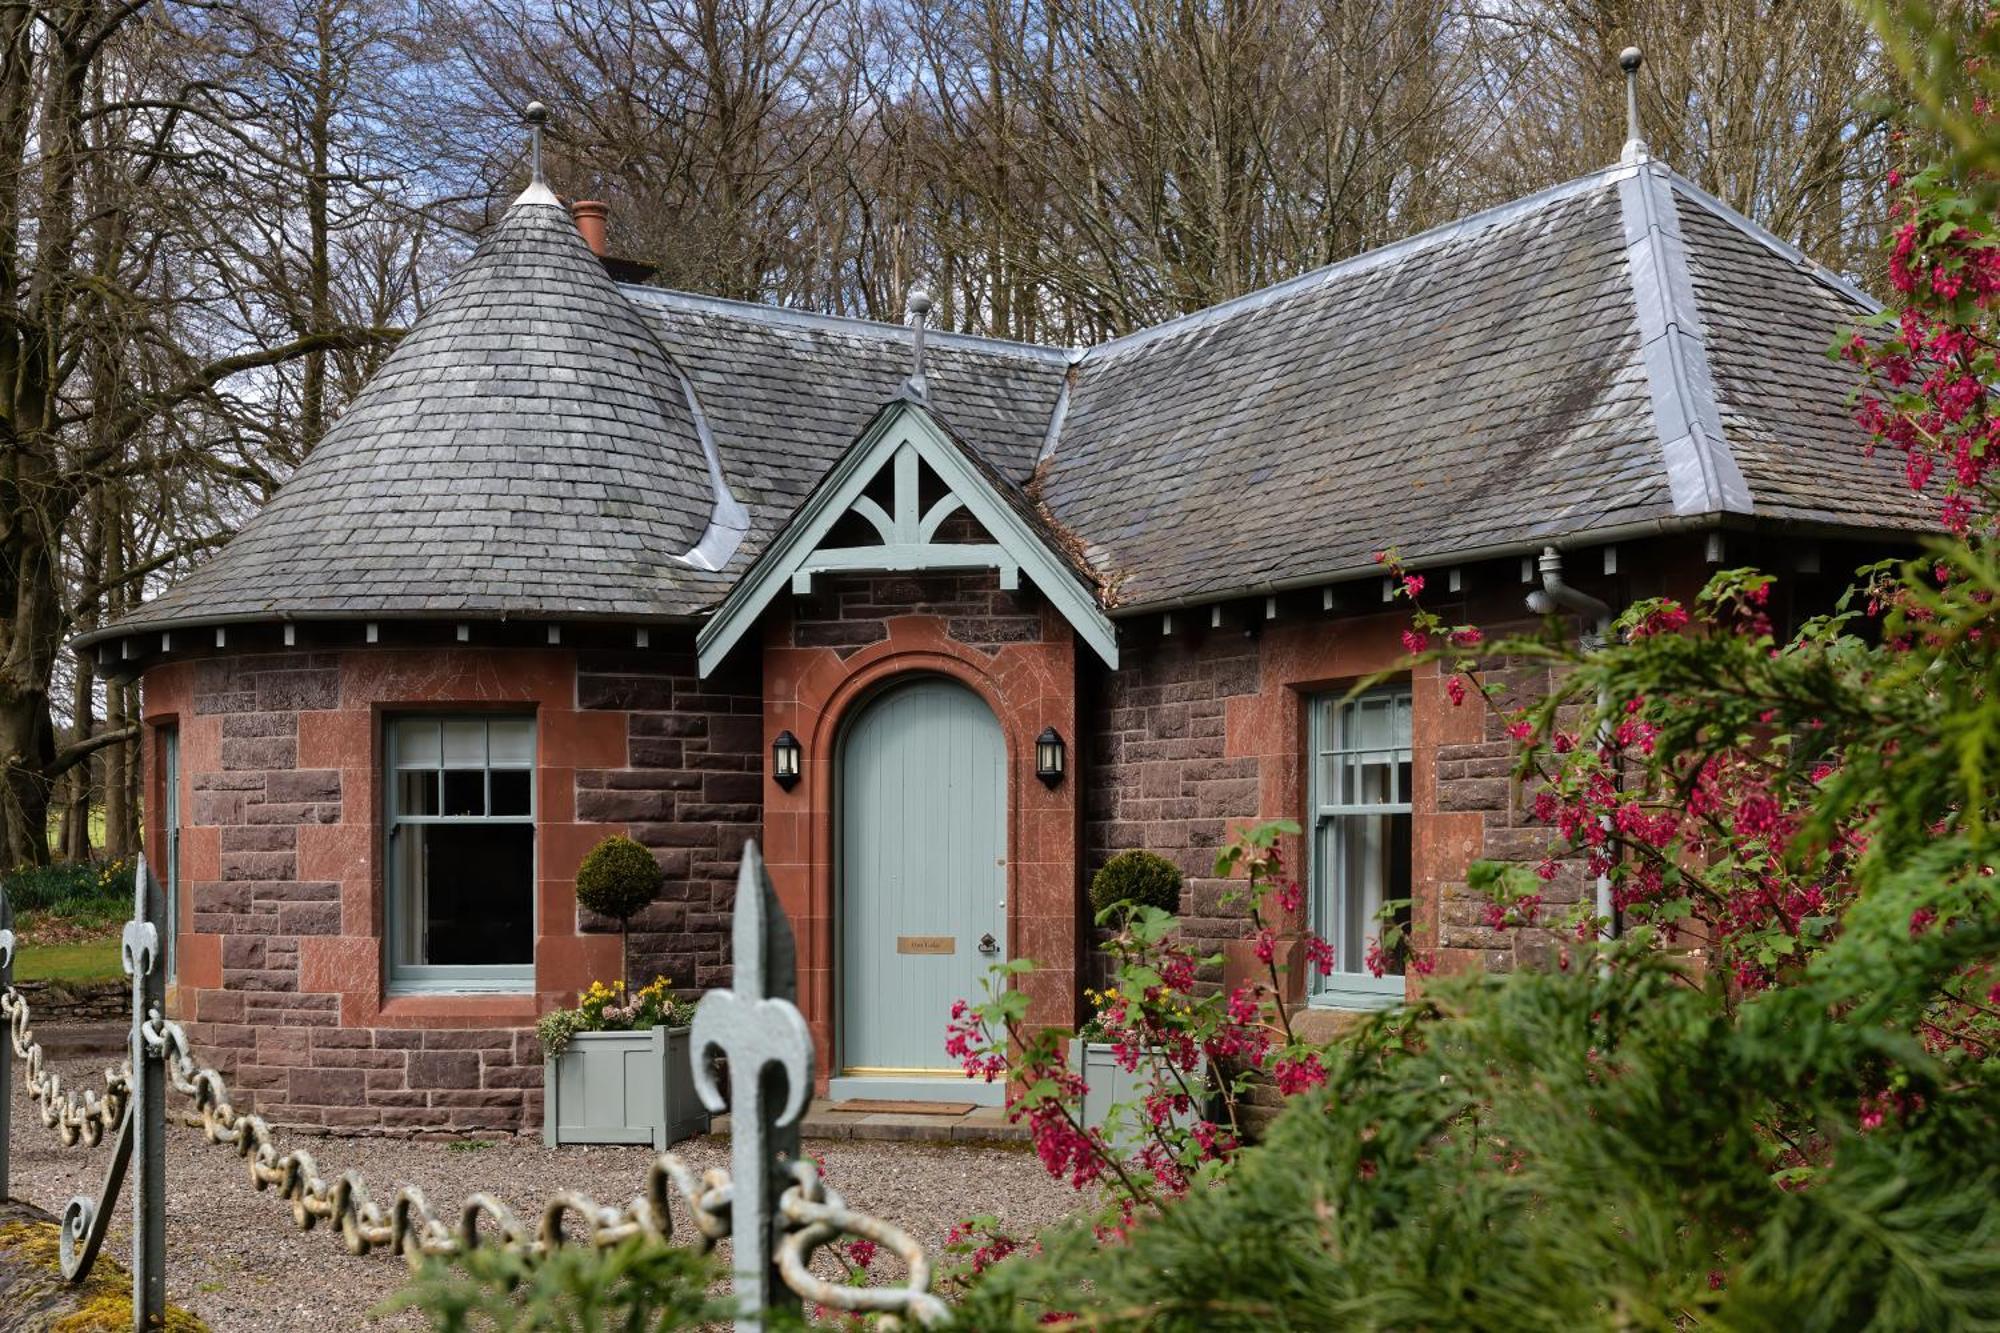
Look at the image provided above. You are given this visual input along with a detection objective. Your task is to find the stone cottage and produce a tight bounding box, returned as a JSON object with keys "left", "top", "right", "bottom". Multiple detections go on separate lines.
{"left": 77, "top": 110, "right": 1929, "bottom": 1131}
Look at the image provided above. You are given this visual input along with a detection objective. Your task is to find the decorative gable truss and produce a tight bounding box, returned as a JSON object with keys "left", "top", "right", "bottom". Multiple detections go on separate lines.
{"left": 697, "top": 400, "right": 1118, "bottom": 676}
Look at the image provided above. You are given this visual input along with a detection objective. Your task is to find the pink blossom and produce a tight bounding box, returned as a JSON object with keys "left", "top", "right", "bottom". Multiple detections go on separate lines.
{"left": 1303, "top": 933, "right": 1336, "bottom": 975}
{"left": 1273, "top": 1054, "right": 1327, "bottom": 1096}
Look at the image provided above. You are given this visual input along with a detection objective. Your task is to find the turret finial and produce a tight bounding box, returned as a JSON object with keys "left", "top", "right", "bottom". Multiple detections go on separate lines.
{"left": 1619, "top": 48, "right": 1646, "bottom": 164}
{"left": 524, "top": 101, "right": 548, "bottom": 186}
{"left": 904, "top": 286, "right": 933, "bottom": 402}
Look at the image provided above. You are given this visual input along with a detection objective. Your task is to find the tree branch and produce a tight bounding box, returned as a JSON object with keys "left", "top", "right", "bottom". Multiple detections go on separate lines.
{"left": 81, "top": 325, "right": 401, "bottom": 470}
{"left": 47, "top": 723, "right": 139, "bottom": 781}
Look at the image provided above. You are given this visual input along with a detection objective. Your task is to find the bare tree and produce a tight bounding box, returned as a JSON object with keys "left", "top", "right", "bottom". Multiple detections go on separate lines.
{"left": 0, "top": 0, "right": 408, "bottom": 865}
{"left": 0, "top": 0, "right": 1911, "bottom": 862}
{"left": 1488, "top": 0, "right": 1894, "bottom": 276}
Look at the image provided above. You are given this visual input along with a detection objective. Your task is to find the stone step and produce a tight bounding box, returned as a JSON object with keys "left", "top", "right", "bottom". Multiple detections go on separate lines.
{"left": 710, "top": 1097, "right": 1026, "bottom": 1145}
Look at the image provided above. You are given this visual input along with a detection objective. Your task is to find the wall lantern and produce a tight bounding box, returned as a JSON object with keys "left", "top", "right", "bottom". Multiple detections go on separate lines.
{"left": 771, "top": 730, "right": 803, "bottom": 790}
{"left": 1035, "top": 727, "right": 1066, "bottom": 788}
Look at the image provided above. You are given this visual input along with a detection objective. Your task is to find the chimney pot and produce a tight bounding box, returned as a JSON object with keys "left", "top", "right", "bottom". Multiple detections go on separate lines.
{"left": 570, "top": 200, "right": 609, "bottom": 257}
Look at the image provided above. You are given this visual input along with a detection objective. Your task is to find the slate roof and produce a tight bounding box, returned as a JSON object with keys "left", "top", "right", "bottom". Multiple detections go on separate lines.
{"left": 620, "top": 290, "right": 1070, "bottom": 570}
{"left": 1675, "top": 186, "right": 1934, "bottom": 531}
{"left": 84, "top": 151, "right": 1934, "bottom": 650}
{"left": 1039, "top": 179, "right": 1664, "bottom": 608}
{"left": 99, "top": 185, "right": 732, "bottom": 637}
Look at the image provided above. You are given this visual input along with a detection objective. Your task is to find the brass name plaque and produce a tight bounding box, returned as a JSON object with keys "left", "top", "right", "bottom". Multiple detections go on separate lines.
{"left": 897, "top": 935, "right": 956, "bottom": 956}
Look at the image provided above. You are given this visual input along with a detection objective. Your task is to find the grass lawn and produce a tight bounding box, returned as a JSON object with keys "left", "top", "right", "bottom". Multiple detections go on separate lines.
{"left": 43, "top": 806, "right": 108, "bottom": 856}
{"left": 14, "top": 934, "right": 123, "bottom": 985}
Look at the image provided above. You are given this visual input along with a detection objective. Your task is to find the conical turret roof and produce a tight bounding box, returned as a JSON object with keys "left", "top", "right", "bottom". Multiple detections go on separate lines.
{"left": 116, "top": 184, "right": 728, "bottom": 632}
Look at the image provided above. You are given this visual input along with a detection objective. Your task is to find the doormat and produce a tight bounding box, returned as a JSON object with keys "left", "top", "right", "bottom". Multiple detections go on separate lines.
{"left": 830, "top": 1099, "right": 977, "bottom": 1116}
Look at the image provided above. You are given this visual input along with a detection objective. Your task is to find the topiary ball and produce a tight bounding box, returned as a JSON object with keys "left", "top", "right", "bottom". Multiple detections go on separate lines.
{"left": 1089, "top": 849, "right": 1183, "bottom": 918}
{"left": 575, "top": 835, "right": 663, "bottom": 924}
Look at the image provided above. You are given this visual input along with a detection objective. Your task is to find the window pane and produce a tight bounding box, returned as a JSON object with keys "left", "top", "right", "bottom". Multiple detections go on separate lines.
{"left": 442, "top": 770, "right": 485, "bottom": 816}
{"left": 397, "top": 770, "right": 439, "bottom": 817}
{"left": 395, "top": 719, "right": 440, "bottom": 768}
{"left": 1338, "top": 811, "right": 1412, "bottom": 977}
{"left": 1327, "top": 686, "right": 1413, "bottom": 809}
{"left": 402, "top": 824, "right": 534, "bottom": 966}
{"left": 488, "top": 718, "right": 534, "bottom": 766}
{"left": 391, "top": 826, "right": 425, "bottom": 968}
{"left": 1350, "top": 696, "right": 1396, "bottom": 750}
{"left": 1344, "top": 755, "right": 1398, "bottom": 804}
{"left": 490, "top": 769, "right": 531, "bottom": 816}
{"left": 442, "top": 719, "right": 486, "bottom": 767}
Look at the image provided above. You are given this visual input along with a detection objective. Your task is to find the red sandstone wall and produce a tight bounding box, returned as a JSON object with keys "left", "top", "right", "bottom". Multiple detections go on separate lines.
{"left": 1085, "top": 587, "right": 1580, "bottom": 999}
{"left": 124, "top": 529, "right": 1864, "bottom": 1130}
{"left": 140, "top": 636, "right": 760, "bottom": 1133}
{"left": 574, "top": 648, "right": 763, "bottom": 989}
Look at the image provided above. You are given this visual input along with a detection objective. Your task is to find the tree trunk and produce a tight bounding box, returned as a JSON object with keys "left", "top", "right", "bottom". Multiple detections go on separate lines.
{"left": 0, "top": 686, "right": 55, "bottom": 869}
{"left": 102, "top": 503, "right": 130, "bottom": 861}
{"left": 300, "top": 1, "right": 334, "bottom": 451}
{"left": 57, "top": 650, "right": 92, "bottom": 862}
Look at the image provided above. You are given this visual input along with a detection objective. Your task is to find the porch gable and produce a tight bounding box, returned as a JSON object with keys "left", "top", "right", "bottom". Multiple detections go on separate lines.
{"left": 695, "top": 398, "right": 1118, "bottom": 675}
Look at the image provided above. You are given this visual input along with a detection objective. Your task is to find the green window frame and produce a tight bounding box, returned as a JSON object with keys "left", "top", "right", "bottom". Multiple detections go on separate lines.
{"left": 1307, "top": 684, "right": 1413, "bottom": 1009}
{"left": 160, "top": 724, "right": 180, "bottom": 983}
{"left": 385, "top": 715, "right": 537, "bottom": 994}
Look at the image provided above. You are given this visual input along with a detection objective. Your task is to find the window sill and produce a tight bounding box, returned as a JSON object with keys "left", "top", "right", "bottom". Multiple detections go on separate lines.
{"left": 376, "top": 993, "right": 541, "bottom": 1026}
{"left": 1306, "top": 983, "right": 1405, "bottom": 1013}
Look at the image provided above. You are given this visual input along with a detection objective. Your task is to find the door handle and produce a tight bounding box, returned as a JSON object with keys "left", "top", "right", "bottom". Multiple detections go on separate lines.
{"left": 978, "top": 932, "right": 999, "bottom": 955}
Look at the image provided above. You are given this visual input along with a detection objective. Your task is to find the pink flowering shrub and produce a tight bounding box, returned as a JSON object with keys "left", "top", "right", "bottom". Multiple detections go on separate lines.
{"left": 941, "top": 821, "right": 1347, "bottom": 1252}
{"left": 1353, "top": 120, "right": 2000, "bottom": 1158}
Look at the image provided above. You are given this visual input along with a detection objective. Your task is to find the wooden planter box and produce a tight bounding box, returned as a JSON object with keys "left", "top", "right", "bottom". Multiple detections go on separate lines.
{"left": 543, "top": 1026, "right": 708, "bottom": 1149}
{"left": 1071, "top": 1039, "right": 1205, "bottom": 1153}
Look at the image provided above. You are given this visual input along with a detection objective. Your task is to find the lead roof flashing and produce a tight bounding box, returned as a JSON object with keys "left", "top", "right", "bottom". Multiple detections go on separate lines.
{"left": 620, "top": 285, "right": 1076, "bottom": 365}
{"left": 652, "top": 309, "right": 750, "bottom": 572}
{"left": 1036, "top": 350, "right": 1086, "bottom": 464}
{"left": 1619, "top": 155, "right": 1754, "bottom": 517}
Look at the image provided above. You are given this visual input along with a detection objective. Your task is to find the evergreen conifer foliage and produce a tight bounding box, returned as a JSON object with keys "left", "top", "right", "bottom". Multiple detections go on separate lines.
{"left": 954, "top": 873, "right": 2000, "bottom": 1329}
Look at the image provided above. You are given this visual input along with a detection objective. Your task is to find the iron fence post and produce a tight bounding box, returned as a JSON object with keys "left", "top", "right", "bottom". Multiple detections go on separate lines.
{"left": 127, "top": 856, "right": 166, "bottom": 1329}
{"left": 690, "top": 841, "right": 814, "bottom": 1330}
{"left": 0, "top": 879, "right": 13, "bottom": 1202}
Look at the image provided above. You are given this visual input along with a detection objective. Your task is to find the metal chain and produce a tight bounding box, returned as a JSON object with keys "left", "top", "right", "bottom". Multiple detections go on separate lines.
{"left": 0, "top": 989, "right": 129, "bottom": 1147}
{"left": 132, "top": 1008, "right": 951, "bottom": 1324}
{"left": 139, "top": 1004, "right": 702, "bottom": 1262}
{"left": 0, "top": 983, "right": 950, "bottom": 1325}
{"left": 777, "top": 1159, "right": 951, "bottom": 1328}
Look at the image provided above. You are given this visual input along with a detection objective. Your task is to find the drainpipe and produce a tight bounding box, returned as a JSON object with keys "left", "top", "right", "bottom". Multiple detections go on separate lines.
{"left": 1524, "top": 546, "right": 1617, "bottom": 939}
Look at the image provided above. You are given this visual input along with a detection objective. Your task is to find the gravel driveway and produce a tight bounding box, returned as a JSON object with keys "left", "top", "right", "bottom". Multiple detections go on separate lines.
{"left": 6, "top": 1051, "right": 1080, "bottom": 1331}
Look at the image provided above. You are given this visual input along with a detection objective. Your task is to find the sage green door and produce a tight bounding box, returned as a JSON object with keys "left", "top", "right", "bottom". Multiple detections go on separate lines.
{"left": 840, "top": 677, "right": 1006, "bottom": 1076}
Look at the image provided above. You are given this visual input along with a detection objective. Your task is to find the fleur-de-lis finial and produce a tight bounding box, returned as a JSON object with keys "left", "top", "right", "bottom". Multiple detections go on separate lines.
{"left": 689, "top": 842, "right": 814, "bottom": 1329}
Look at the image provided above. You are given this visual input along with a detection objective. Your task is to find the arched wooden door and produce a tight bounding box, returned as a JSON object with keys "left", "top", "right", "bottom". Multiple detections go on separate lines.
{"left": 838, "top": 676, "right": 1006, "bottom": 1088}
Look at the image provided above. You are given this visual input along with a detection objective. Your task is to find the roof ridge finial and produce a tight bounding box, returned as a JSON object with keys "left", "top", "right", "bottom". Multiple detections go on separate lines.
{"left": 904, "top": 285, "right": 933, "bottom": 402}
{"left": 1619, "top": 47, "right": 1647, "bottom": 165}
